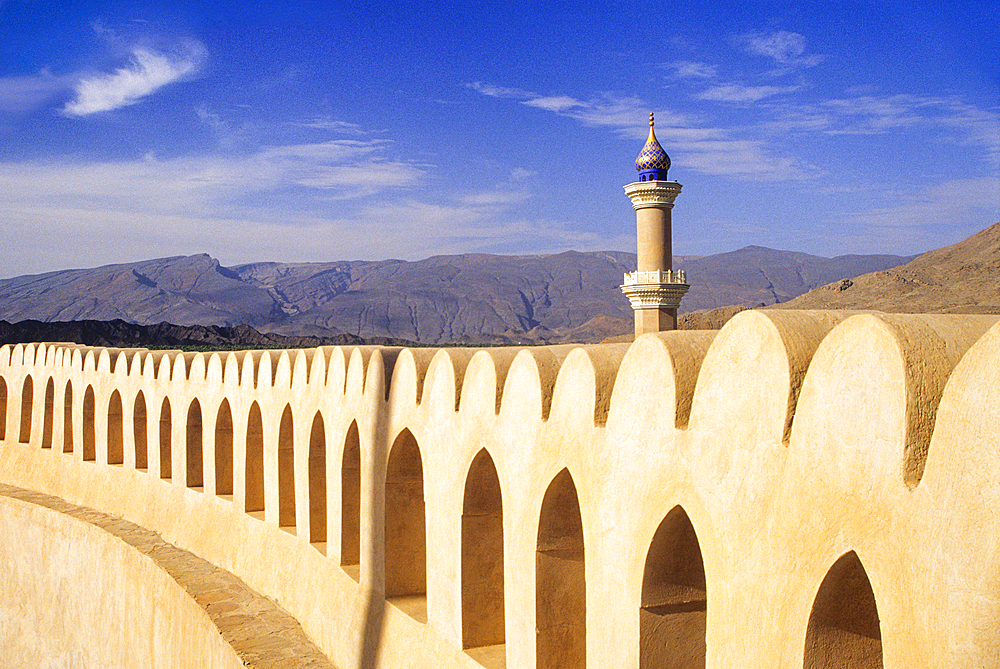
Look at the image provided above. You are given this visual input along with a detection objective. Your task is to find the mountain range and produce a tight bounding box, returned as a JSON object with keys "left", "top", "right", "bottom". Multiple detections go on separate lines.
{"left": 0, "top": 246, "right": 916, "bottom": 345}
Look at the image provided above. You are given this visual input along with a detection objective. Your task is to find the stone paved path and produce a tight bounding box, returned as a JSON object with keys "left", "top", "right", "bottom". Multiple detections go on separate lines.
{"left": 0, "top": 483, "right": 337, "bottom": 669}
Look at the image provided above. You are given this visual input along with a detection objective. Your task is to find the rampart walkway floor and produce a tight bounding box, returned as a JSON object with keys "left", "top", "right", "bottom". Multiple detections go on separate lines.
{"left": 0, "top": 482, "right": 336, "bottom": 669}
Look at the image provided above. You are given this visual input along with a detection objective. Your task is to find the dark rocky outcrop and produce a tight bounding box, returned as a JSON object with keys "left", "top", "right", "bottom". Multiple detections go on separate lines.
{"left": 0, "top": 319, "right": 414, "bottom": 350}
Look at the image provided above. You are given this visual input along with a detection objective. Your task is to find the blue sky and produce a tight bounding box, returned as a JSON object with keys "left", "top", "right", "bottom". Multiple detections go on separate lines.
{"left": 0, "top": 0, "right": 997, "bottom": 278}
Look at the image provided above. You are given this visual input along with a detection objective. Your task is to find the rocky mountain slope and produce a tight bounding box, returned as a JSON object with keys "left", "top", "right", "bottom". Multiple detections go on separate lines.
{"left": 0, "top": 247, "right": 913, "bottom": 345}
{"left": 775, "top": 222, "right": 1000, "bottom": 314}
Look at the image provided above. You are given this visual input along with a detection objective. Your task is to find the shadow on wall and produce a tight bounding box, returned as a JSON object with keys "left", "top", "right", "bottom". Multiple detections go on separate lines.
{"left": 640, "top": 505, "right": 707, "bottom": 669}
{"left": 805, "top": 551, "right": 883, "bottom": 669}
{"left": 536, "top": 468, "right": 585, "bottom": 669}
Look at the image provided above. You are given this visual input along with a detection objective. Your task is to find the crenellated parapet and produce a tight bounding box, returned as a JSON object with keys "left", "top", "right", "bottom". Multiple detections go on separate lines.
{"left": 1, "top": 310, "right": 999, "bottom": 668}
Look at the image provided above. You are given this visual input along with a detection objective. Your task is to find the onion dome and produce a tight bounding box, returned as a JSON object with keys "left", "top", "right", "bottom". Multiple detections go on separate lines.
{"left": 635, "top": 112, "right": 670, "bottom": 181}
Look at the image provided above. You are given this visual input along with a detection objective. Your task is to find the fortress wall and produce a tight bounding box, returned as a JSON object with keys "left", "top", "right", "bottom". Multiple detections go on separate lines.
{"left": 0, "top": 309, "right": 999, "bottom": 669}
{"left": 0, "top": 491, "right": 246, "bottom": 669}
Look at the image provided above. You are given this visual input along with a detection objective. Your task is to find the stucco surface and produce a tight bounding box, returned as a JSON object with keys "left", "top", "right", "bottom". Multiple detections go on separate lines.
{"left": 0, "top": 309, "right": 998, "bottom": 668}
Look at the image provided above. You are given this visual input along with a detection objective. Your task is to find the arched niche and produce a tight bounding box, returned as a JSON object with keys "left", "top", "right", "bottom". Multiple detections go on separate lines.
{"left": 62, "top": 381, "right": 73, "bottom": 453}
{"left": 278, "top": 404, "right": 295, "bottom": 528}
{"left": 133, "top": 391, "right": 148, "bottom": 469}
{"left": 384, "top": 428, "right": 426, "bottom": 605}
{"left": 159, "top": 398, "right": 172, "bottom": 479}
{"left": 186, "top": 399, "right": 203, "bottom": 488}
{"left": 82, "top": 385, "right": 96, "bottom": 461}
{"left": 804, "top": 551, "right": 882, "bottom": 669}
{"left": 41, "top": 377, "right": 54, "bottom": 449}
{"left": 245, "top": 401, "right": 264, "bottom": 514}
{"left": 536, "top": 468, "right": 585, "bottom": 669}
{"left": 462, "top": 449, "right": 505, "bottom": 652}
{"left": 107, "top": 390, "right": 124, "bottom": 465}
{"left": 215, "top": 399, "right": 234, "bottom": 496}
{"left": 308, "top": 411, "right": 326, "bottom": 544}
{"left": 18, "top": 375, "right": 33, "bottom": 443}
{"left": 341, "top": 420, "right": 361, "bottom": 573}
{"left": 640, "top": 505, "right": 707, "bottom": 669}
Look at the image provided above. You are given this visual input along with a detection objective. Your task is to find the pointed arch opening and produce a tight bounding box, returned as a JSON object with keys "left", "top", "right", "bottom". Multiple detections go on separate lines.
{"left": 308, "top": 411, "right": 326, "bottom": 546}
{"left": 341, "top": 420, "right": 361, "bottom": 573}
{"left": 18, "top": 375, "right": 33, "bottom": 443}
{"left": 536, "top": 468, "right": 585, "bottom": 669}
{"left": 0, "top": 376, "right": 7, "bottom": 440}
{"left": 82, "top": 385, "right": 96, "bottom": 461}
{"left": 159, "top": 398, "right": 172, "bottom": 479}
{"left": 278, "top": 404, "right": 295, "bottom": 529}
{"left": 62, "top": 381, "right": 73, "bottom": 453}
{"left": 804, "top": 551, "right": 882, "bottom": 669}
{"left": 186, "top": 399, "right": 203, "bottom": 488}
{"left": 41, "top": 377, "right": 54, "bottom": 449}
{"left": 215, "top": 399, "right": 234, "bottom": 496}
{"left": 107, "top": 390, "right": 124, "bottom": 464}
{"left": 245, "top": 402, "right": 264, "bottom": 514}
{"left": 385, "top": 428, "right": 426, "bottom": 612}
{"left": 640, "top": 505, "right": 707, "bottom": 669}
{"left": 462, "top": 449, "right": 505, "bottom": 654}
{"left": 133, "top": 392, "right": 148, "bottom": 469}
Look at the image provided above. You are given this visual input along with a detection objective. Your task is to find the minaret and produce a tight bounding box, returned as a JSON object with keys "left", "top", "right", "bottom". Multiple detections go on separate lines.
{"left": 621, "top": 113, "right": 689, "bottom": 335}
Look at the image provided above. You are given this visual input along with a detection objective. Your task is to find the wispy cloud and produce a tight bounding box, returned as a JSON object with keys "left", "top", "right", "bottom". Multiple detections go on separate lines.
{"left": 63, "top": 41, "right": 206, "bottom": 116}
{"left": 697, "top": 83, "right": 802, "bottom": 103}
{"left": 668, "top": 61, "right": 718, "bottom": 79}
{"left": 764, "top": 93, "right": 1000, "bottom": 165}
{"left": 468, "top": 81, "right": 814, "bottom": 180}
{"left": 739, "top": 31, "right": 823, "bottom": 68}
{"left": 290, "top": 118, "right": 365, "bottom": 133}
{"left": 844, "top": 176, "right": 1000, "bottom": 229}
{"left": 523, "top": 95, "right": 584, "bottom": 113}
{"left": 467, "top": 82, "right": 534, "bottom": 100}
{"left": 0, "top": 70, "right": 74, "bottom": 114}
{"left": 0, "top": 128, "right": 612, "bottom": 275}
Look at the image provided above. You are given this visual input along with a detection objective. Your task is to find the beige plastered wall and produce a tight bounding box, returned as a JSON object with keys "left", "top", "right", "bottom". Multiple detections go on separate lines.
{"left": 0, "top": 494, "right": 246, "bottom": 669}
{"left": 0, "top": 309, "right": 999, "bottom": 668}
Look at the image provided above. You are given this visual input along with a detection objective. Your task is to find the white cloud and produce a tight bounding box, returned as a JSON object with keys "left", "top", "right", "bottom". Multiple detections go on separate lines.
{"left": 63, "top": 42, "right": 206, "bottom": 116}
{"left": 290, "top": 118, "right": 364, "bottom": 133}
{"left": 844, "top": 176, "right": 1000, "bottom": 229}
{"left": 764, "top": 93, "right": 1000, "bottom": 165}
{"left": 927, "top": 99, "right": 1000, "bottom": 166}
{"left": 466, "top": 82, "right": 533, "bottom": 100}
{"left": 523, "top": 95, "right": 585, "bottom": 112}
{"left": 698, "top": 83, "right": 801, "bottom": 103}
{"left": 668, "top": 61, "right": 718, "bottom": 79}
{"left": 740, "top": 31, "right": 823, "bottom": 67}
{"left": 0, "top": 70, "right": 74, "bottom": 113}
{"left": 469, "top": 82, "right": 813, "bottom": 180}
{"left": 0, "top": 135, "right": 609, "bottom": 276}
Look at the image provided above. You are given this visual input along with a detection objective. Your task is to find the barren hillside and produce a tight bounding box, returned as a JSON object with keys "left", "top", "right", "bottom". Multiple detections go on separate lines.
{"left": 775, "top": 223, "right": 1000, "bottom": 314}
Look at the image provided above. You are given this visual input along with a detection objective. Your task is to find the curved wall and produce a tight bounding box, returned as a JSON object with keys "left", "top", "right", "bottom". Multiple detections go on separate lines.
{"left": 0, "top": 491, "right": 246, "bottom": 669}
{"left": 0, "top": 309, "right": 999, "bottom": 669}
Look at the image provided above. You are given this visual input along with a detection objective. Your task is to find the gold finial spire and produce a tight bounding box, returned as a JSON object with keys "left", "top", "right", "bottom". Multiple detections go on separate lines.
{"left": 636, "top": 112, "right": 671, "bottom": 174}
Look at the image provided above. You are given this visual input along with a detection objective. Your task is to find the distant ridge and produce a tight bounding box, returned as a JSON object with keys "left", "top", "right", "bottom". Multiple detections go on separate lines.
{"left": 0, "top": 247, "right": 914, "bottom": 345}
{"left": 774, "top": 222, "right": 1000, "bottom": 314}
{"left": 0, "top": 319, "right": 416, "bottom": 350}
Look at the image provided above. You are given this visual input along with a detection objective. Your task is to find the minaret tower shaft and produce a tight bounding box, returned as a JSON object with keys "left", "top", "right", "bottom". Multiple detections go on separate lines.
{"left": 621, "top": 113, "right": 689, "bottom": 335}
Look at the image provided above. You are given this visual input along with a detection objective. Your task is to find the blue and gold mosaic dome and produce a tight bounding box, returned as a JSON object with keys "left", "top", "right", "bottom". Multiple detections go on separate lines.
{"left": 635, "top": 113, "right": 670, "bottom": 181}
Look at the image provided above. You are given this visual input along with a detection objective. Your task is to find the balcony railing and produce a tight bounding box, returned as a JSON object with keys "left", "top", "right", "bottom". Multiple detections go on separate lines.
{"left": 622, "top": 269, "right": 687, "bottom": 285}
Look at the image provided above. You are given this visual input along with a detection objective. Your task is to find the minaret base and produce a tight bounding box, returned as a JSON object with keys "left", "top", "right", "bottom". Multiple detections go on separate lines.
{"left": 635, "top": 308, "right": 677, "bottom": 335}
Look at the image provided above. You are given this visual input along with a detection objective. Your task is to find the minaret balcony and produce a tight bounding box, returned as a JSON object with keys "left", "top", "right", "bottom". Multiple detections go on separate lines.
{"left": 623, "top": 269, "right": 687, "bottom": 285}
{"left": 620, "top": 270, "right": 690, "bottom": 310}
